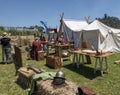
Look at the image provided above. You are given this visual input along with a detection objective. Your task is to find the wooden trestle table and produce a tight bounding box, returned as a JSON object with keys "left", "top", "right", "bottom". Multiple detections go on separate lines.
{"left": 71, "top": 49, "right": 113, "bottom": 76}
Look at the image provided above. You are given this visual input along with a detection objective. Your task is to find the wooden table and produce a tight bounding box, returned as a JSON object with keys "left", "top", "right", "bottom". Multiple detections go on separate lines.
{"left": 72, "top": 50, "right": 85, "bottom": 68}
{"left": 71, "top": 49, "right": 114, "bottom": 76}
{"left": 55, "top": 44, "right": 72, "bottom": 61}
{"left": 93, "top": 52, "right": 113, "bottom": 75}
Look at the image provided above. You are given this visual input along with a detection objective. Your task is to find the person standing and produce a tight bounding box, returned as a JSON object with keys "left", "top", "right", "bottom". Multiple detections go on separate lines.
{"left": 32, "top": 37, "right": 47, "bottom": 60}
{"left": 40, "top": 34, "right": 47, "bottom": 51}
{"left": 58, "top": 35, "right": 65, "bottom": 43}
{"left": 0, "top": 32, "right": 13, "bottom": 64}
{"left": 34, "top": 32, "right": 39, "bottom": 39}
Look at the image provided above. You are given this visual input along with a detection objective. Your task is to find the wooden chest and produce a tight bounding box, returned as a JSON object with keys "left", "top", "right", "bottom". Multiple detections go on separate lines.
{"left": 37, "top": 51, "right": 44, "bottom": 61}
{"left": 46, "top": 56, "right": 62, "bottom": 69}
{"left": 17, "top": 67, "right": 36, "bottom": 88}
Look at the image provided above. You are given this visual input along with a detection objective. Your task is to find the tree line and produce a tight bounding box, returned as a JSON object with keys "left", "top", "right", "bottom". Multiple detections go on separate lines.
{"left": 96, "top": 14, "right": 120, "bottom": 29}
{"left": 0, "top": 25, "right": 44, "bottom": 36}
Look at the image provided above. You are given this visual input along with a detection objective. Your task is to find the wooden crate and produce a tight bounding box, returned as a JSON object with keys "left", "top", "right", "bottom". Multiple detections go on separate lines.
{"left": 46, "top": 56, "right": 62, "bottom": 69}
{"left": 37, "top": 51, "right": 44, "bottom": 61}
{"left": 17, "top": 67, "right": 36, "bottom": 88}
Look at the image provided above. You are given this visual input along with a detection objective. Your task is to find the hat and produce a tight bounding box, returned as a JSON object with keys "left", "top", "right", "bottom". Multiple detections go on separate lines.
{"left": 2, "top": 32, "right": 8, "bottom": 37}
{"left": 35, "top": 37, "right": 40, "bottom": 40}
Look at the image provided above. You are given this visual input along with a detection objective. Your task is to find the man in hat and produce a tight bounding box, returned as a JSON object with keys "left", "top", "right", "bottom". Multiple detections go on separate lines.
{"left": 0, "top": 32, "right": 13, "bottom": 64}
{"left": 58, "top": 35, "right": 65, "bottom": 43}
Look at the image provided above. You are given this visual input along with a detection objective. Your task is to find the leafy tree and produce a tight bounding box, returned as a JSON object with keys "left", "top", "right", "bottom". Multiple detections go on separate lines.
{"left": 96, "top": 14, "right": 120, "bottom": 29}
{"left": 35, "top": 25, "right": 44, "bottom": 33}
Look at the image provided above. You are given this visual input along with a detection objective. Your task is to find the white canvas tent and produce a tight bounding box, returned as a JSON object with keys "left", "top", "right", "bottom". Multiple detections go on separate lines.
{"left": 82, "top": 20, "right": 120, "bottom": 52}
{"left": 59, "top": 19, "right": 88, "bottom": 48}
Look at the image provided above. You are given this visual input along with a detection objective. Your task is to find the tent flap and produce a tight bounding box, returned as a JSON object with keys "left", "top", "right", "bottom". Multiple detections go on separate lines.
{"left": 60, "top": 19, "right": 88, "bottom": 48}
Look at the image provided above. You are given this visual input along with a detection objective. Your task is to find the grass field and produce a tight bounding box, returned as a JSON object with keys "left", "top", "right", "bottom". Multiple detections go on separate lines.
{"left": 0, "top": 46, "right": 120, "bottom": 95}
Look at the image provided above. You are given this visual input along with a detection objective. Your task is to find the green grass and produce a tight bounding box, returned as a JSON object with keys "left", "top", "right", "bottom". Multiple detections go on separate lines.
{"left": 0, "top": 47, "right": 120, "bottom": 95}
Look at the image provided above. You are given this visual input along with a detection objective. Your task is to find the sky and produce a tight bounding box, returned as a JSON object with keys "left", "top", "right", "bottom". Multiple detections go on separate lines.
{"left": 0, "top": 0, "right": 120, "bottom": 28}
